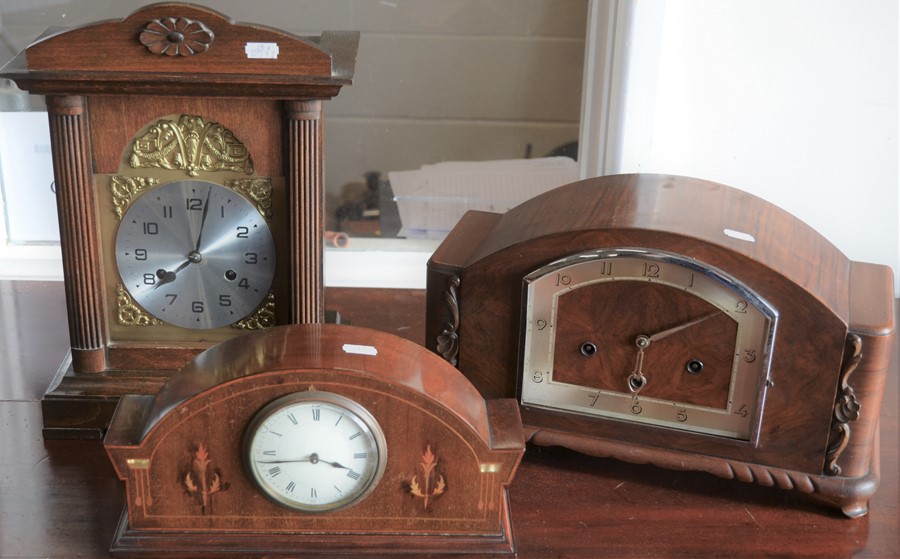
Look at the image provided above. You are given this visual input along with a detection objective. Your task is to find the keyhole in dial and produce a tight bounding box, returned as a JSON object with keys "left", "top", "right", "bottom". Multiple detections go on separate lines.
{"left": 580, "top": 342, "right": 598, "bottom": 357}
{"left": 685, "top": 359, "right": 704, "bottom": 375}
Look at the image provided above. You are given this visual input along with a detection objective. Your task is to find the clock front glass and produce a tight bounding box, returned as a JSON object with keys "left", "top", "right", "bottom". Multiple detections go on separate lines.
{"left": 244, "top": 392, "right": 386, "bottom": 512}
{"left": 115, "top": 180, "right": 276, "bottom": 329}
{"left": 520, "top": 248, "right": 777, "bottom": 442}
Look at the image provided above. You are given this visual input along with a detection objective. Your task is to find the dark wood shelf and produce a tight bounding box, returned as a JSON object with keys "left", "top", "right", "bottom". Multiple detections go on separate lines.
{"left": 1, "top": 280, "right": 897, "bottom": 558}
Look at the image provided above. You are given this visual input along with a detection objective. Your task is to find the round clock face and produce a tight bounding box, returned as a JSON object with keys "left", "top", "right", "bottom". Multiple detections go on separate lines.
{"left": 114, "top": 179, "right": 276, "bottom": 329}
{"left": 243, "top": 391, "right": 387, "bottom": 512}
{"left": 520, "top": 248, "right": 778, "bottom": 442}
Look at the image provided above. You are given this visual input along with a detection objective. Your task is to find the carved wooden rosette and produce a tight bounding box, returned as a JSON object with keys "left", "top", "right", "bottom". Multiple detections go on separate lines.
{"left": 105, "top": 324, "right": 524, "bottom": 556}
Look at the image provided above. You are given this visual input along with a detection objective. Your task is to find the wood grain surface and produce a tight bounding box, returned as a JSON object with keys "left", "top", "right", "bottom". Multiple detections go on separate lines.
{"left": 0, "top": 280, "right": 897, "bottom": 557}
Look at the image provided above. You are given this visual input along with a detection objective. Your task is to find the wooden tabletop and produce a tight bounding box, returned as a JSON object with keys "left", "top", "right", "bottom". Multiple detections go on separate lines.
{"left": 0, "top": 280, "right": 897, "bottom": 558}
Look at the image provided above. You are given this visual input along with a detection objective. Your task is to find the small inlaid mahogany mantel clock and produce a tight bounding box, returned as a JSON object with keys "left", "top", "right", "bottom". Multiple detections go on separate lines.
{"left": 104, "top": 324, "right": 524, "bottom": 556}
{"left": 0, "top": 3, "right": 359, "bottom": 436}
{"left": 425, "top": 174, "right": 895, "bottom": 517}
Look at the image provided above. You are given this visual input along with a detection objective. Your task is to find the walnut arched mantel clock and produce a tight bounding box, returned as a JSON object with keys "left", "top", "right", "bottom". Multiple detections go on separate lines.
{"left": 425, "top": 174, "right": 895, "bottom": 517}
{"left": 0, "top": 3, "right": 359, "bottom": 437}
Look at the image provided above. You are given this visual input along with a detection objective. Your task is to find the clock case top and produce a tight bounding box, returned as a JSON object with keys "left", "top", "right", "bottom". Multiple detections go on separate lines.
{"left": 0, "top": 2, "right": 358, "bottom": 97}
{"left": 425, "top": 173, "right": 894, "bottom": 515}
{"left": 104, "top": 324, "right": 525, "bottom": 557}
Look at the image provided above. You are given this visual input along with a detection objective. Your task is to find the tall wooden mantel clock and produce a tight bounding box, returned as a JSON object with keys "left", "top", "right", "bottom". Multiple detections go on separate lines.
{"left": 0, "top": 3, "right": 359, "bottom": 437}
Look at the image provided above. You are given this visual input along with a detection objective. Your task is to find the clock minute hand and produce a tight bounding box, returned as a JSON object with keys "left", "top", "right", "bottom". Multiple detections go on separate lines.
{"left": 645, "top": 310, "right": 722, "bottom": 344}
{"left": 193, "top": 186, "right": 214, "bottom": 253}
{"left": 254, "top": 455, "right": 313, "bottom": 465}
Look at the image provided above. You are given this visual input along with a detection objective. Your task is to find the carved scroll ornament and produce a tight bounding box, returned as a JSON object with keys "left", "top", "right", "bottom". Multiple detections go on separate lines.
{"left": 130, "top": 115, "right": 253, "bottom": 177}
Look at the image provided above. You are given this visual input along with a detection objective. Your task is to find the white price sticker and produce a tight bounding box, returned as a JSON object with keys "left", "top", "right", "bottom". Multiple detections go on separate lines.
{"left": 244, "top": 42, "right": 279, "bottom": 59}
{"left": 342, "top": 344, "right": 378, "bottom": 356}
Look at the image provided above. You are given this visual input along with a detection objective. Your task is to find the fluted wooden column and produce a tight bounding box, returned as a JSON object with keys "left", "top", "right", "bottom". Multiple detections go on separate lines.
{"left": 46, "top": 95, "right": 108, "bottom": 373}
{"left": 284, "top": 100, "right": 325, "bottom": 323}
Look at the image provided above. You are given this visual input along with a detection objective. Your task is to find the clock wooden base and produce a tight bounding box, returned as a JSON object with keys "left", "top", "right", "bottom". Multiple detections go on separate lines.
{"left": 110, "top": 498, "right": 515, "bottom": 557}
{"left": 524, "top": 419, "right": 881, "bottom": 519}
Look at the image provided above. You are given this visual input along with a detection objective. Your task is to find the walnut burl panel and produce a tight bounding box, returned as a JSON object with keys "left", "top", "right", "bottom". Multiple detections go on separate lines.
{"left": 553, "top": 281, "right": 738, "bottom": 410}
{"left": 104, "top": 324, "right": 524, "bottom": 556}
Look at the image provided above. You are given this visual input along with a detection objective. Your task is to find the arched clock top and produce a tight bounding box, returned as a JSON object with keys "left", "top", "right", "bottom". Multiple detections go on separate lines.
{"left": 467, "top": 174, "right": 852, "bottom": 321}
{"left": 114, "top": 324, "right": 495, "bottom": 446}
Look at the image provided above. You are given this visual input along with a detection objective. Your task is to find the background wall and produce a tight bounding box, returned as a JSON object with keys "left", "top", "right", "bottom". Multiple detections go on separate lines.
{"left": 601, "top": 0, "right": 899, "bottom": 292}
{"left": 0, "top": 0, "right": 587, "bottom": 231}
{"left": 1, "top": 0, "right": 897, "bottom": 295}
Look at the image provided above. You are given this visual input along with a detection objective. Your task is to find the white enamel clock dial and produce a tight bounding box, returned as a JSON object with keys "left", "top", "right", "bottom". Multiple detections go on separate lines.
{"left": 244, "top": 391, "right": 387, "bottom": 512}
{"left": 114, "top": 179, "right": 276, "bottom": 329}
{"left": 520, "top": 248, "right": 778, "bottom": 442}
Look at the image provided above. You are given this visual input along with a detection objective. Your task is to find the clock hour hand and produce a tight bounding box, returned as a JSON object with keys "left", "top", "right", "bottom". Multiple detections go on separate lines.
{"left": 152, "top": 257, "right": 195, "bottom": 289}
{"left": 318, "top": 458, "right": 350, "bottom": 470}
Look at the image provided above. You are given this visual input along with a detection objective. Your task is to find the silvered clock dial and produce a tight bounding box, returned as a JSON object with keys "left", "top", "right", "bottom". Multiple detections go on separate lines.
{"left": 520, "top": 248, "right": 778, "bottom": 443}
{"left": 115, "top": 179, "right": 276, "bottom": 329}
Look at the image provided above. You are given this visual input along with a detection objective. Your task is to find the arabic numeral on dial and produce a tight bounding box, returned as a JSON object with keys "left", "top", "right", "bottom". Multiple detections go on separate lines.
{"left": 631, "top": 403, "right": 643, "bottom": 415}
{"left": 142, "top": 273, "right": 156, "bottom": 285}
{"left": 236, "top": 226, "right": 249, "bottom": 239}
{"left": 134, "top": 248, "right": 147, "bottom": 261}
{"left": 165, "top": 294, "right": 177, "bottom": 305}
{"left": 143, "top": 222, "right": 159, "bottom": 235}
{"left": 536, "top": 319, "right": 548, "bottom": 331}
{"left": 743, "top": 349, "right": 757, "bottom": 363}
{"left": 556, "top": 274, "right": 572, "bottom": 286}
{"left": 162, "top": 205, "right": 173, "bottom": 219}
{"left": 588, "top": 393, "right": 601, "bottom": 407}
{"left": 192, "top": 301, "right": 204, "bottom": 313}
{"left": 532, "top": 371, "right": 545, "bottom": 383}
{"left": 245, "top": 252, "right": 258, "bottom": 264}
{"left": 735, "top": 404, "right": 749, "bottom": 418}
{"left": 218, "top": 294, "right": 232, "bottom": 307}
{"left": 734, "top": 300, "right": 748, "bottom": 314}
{"left": 676, "top": 409, "right": 688, "bottom": 423}
{"left": 186, "top": 198, "right": 203, "bottom": 210}
{"left": 642, "top": 263, "right": 660, "bottom": 278}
